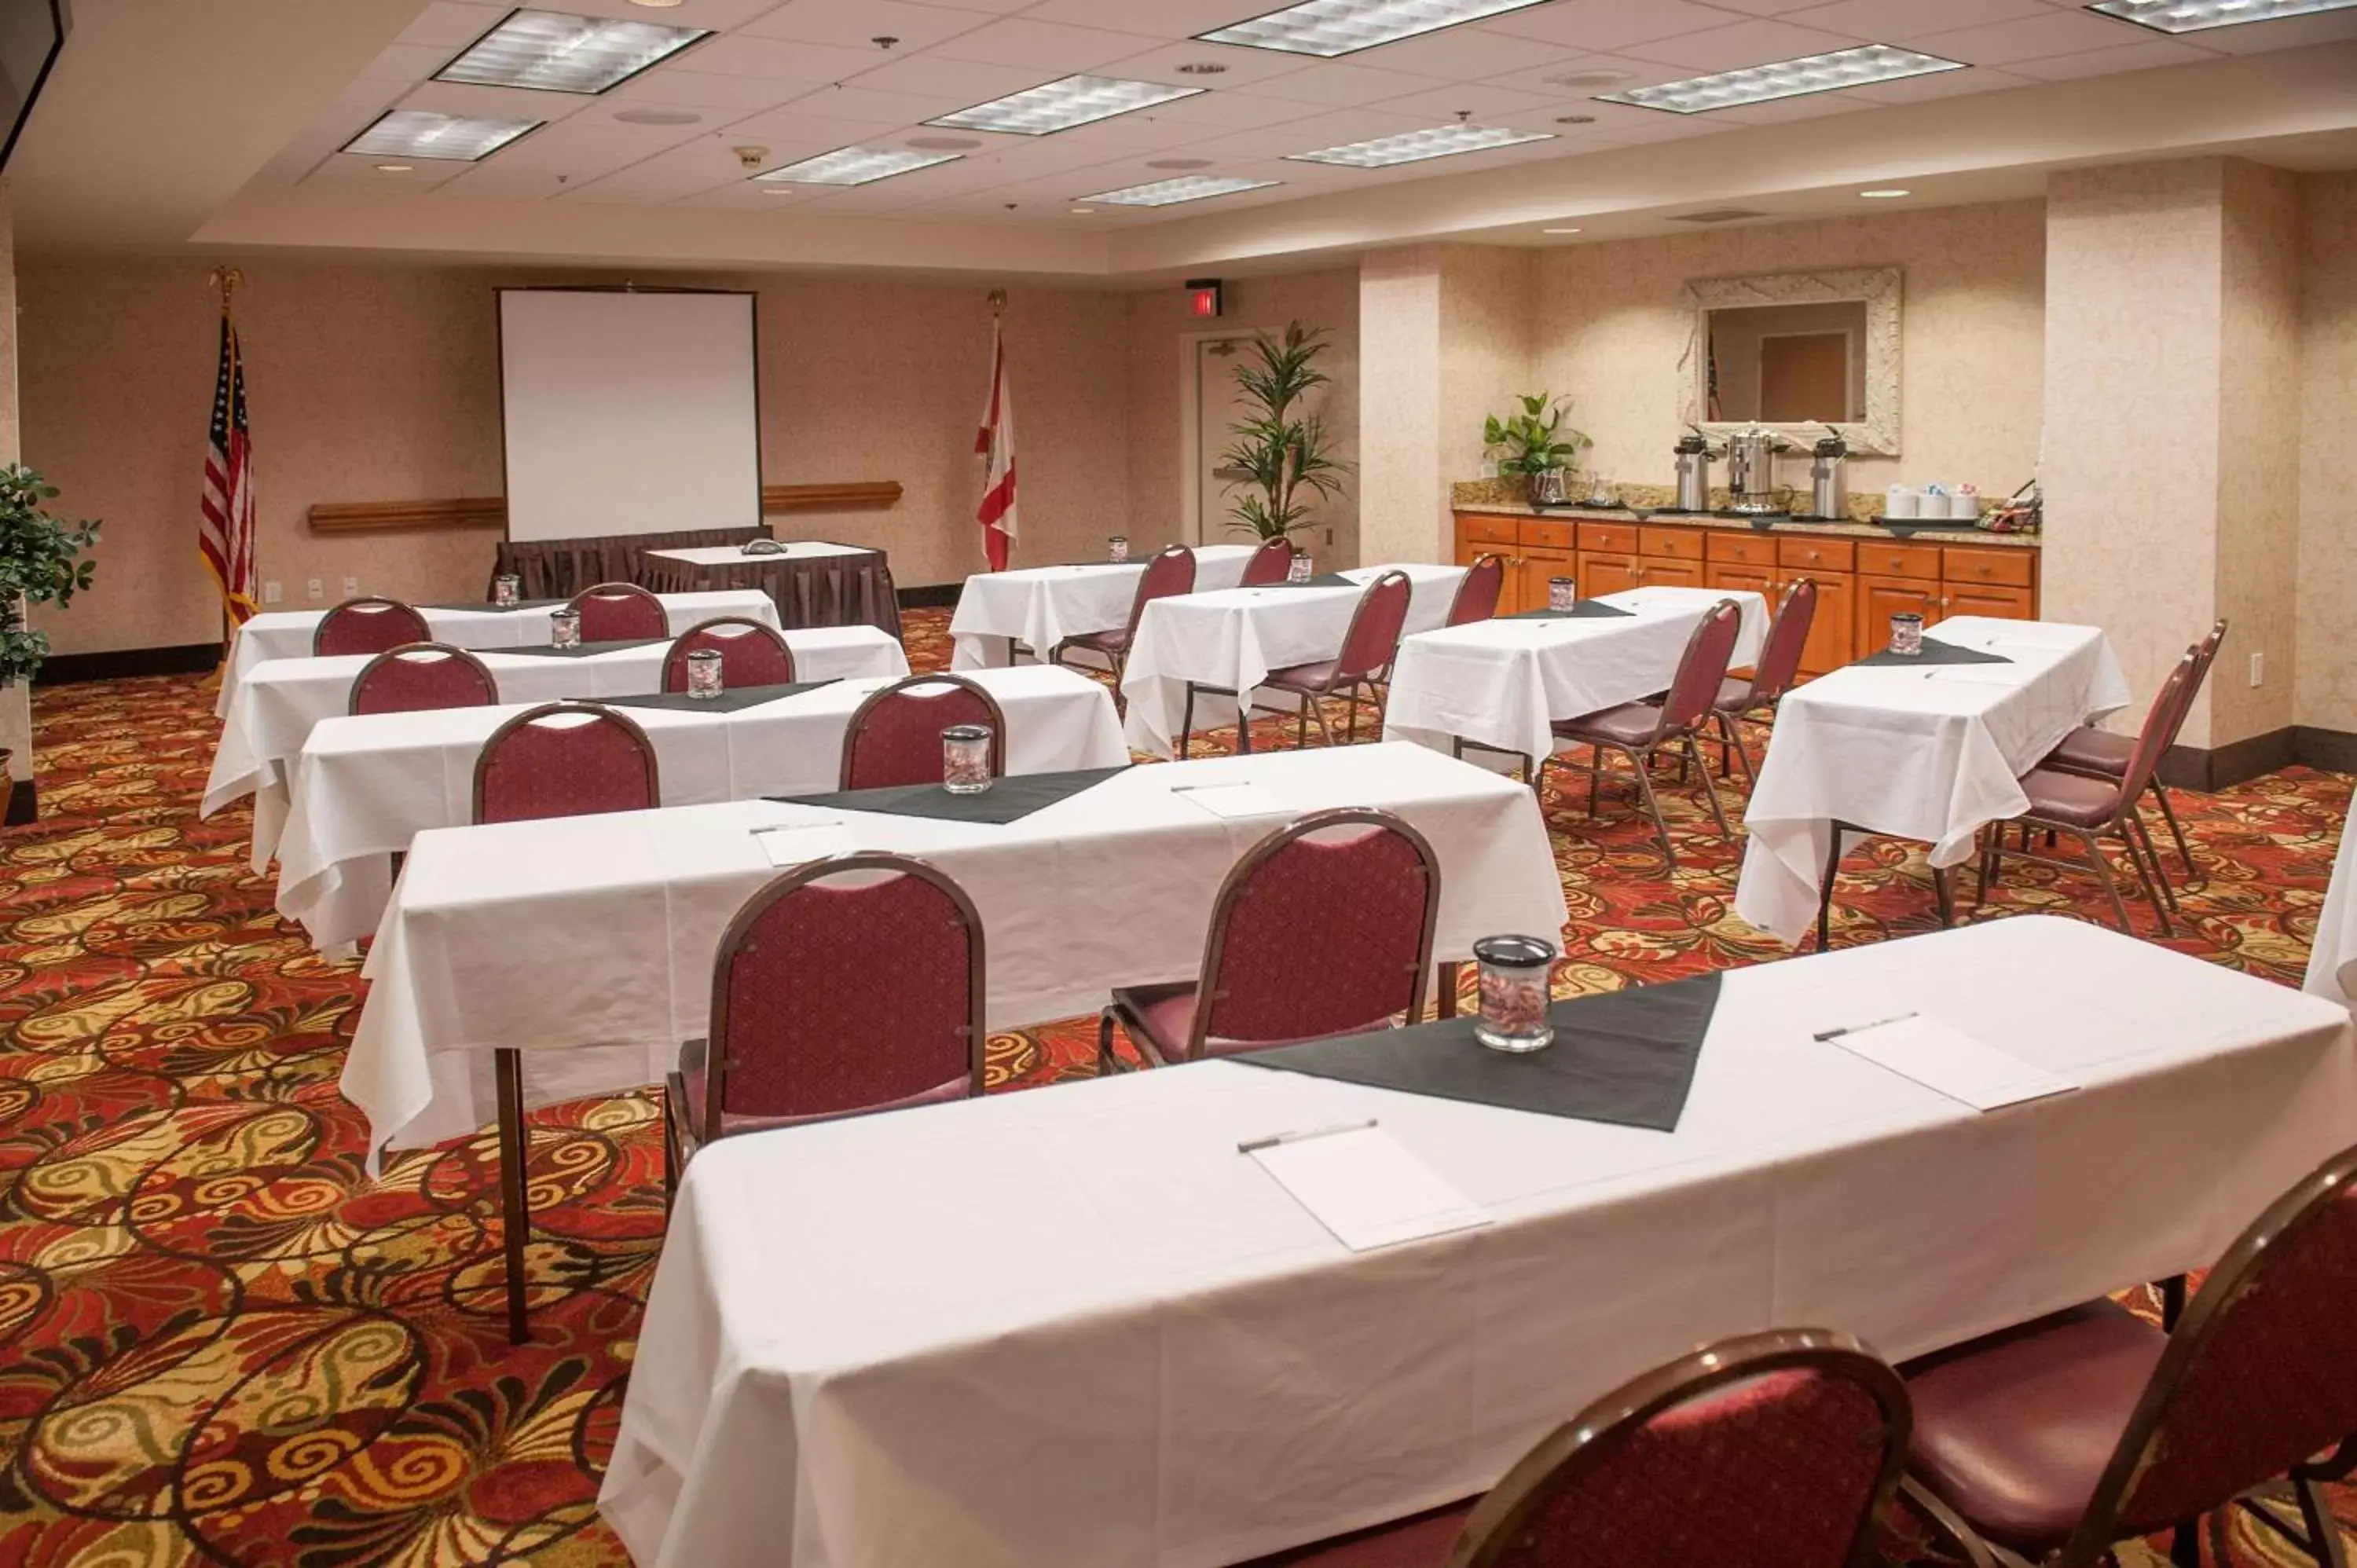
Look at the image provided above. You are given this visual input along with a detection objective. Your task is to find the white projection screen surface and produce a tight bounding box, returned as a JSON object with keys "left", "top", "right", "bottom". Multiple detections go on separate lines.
{"left": 498, "top": 289, "right": 761, "bottom": 542}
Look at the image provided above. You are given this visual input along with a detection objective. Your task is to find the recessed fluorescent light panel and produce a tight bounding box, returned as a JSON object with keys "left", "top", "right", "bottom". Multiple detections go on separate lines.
{"left": 1288, "top": 124, "right": 1550, "bottom": 168}
{"left": 436, "top": 9, "right": 707, "bottom": 93}
{"left": 756, "top": 146, "right": 960, "bottom": 186}
{"left": 1598, "top": 45, "right": 1964, "bottom": 115}
{"left": 1081, "top": 175, "right": 1280, "bottom": 206}
{"left": 1200, "top": 0, "right": 1552, "bottom": 57}
{"left": 344, "top": 110, "right": 542, "bottom": 162}
{"left": 927, "top": 75, "right": 1200, "bottom": 135}
{"left": 2087, "top": 0, "right": 2357, "bottom": 30}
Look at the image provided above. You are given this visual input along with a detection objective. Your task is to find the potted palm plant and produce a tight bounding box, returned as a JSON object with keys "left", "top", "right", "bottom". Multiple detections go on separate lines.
{"left": 1483, "top": 394, "right": 1592, "bottom": 503}
{"left": 0, "top": 465, "right": 101, "bottom": 690}
{"left": 1219, "top": 322, "right": 1350, "bottom": 544}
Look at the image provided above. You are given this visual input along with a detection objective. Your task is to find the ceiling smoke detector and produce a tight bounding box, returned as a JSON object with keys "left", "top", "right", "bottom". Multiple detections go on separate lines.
{"left": 907, "top": 134, "right": 983, "bottom": 151}
{"left": 1555, "top": 113, "right": 1596, "bottom": 124}
{"left": 615, "top": 108, "right": 701, "bottom": 126}
{"left": 1146, "top": 156, "right": 1215, "bottom": 170}
{"left": 1541, "top": 68, "right": 1634, "bottom": 89}
{"left": 734, "top": 145, "right": 770, "bottom": 169}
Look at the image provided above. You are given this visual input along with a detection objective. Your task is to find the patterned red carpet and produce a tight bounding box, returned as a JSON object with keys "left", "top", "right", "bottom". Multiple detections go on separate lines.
{"left": 0, "top": 607, "right": 2347, "bottom": 1566}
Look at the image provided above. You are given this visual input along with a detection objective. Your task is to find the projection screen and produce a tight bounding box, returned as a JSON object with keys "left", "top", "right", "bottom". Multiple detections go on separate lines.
{"left": 498, "top": 288, "right": 761, "bottom": 543}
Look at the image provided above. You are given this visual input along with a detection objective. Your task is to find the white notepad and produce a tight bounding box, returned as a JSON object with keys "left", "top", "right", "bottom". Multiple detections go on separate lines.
{"left": 750, "top": 821, "right": 850, "bottom": 868}
{"left": 1830, "top": 1015, "right": 2077, "bottom": 1112}
{"left": 1248, "top": 1125, "right": 1493, "bottom": 1251}
{"left": 1172, "top": 782, "right": 1292, "bottom": 821}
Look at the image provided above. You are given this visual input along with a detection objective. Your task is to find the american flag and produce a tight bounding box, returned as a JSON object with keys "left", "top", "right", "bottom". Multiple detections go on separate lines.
{"left": 200, "top": 311, "right": 258, "bottom": 624}
{"left": 973, "top": 318, "right": 1017, "bottom": 572}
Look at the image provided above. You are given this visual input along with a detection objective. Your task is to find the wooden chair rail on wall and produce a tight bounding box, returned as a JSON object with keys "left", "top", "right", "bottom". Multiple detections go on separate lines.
{"left": 307, "top": 482, "right": 904, "bottom": 534}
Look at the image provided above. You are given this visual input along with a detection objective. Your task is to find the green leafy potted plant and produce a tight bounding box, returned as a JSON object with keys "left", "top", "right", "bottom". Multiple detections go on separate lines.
{"left": 0, "top": 465, "right": 101, "bottom": 690}
{"left": 1219, "top": 321, "right": 1351, "bottom": 543}
{"left": 1483, "top": 394, "right": 1592, "bottom": 500}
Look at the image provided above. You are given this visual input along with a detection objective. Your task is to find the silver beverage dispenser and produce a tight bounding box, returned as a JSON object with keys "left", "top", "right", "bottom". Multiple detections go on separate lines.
{"left": 1725, "top": 425, "right": 1787, "bottom": 515}
{"left": 1673, "top": 430, "right": 1715, "bottom": 512}
{"left": 1809, "top": 427, "right": 1849, "bottom": 521}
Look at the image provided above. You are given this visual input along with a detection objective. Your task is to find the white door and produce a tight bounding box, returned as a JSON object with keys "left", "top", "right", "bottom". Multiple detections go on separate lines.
{"left": 1194, "top": 337, "right": 1258, "bottom": 546}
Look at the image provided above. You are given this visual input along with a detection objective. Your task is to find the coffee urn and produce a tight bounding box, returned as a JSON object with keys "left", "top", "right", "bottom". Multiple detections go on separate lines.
{"left": 1673, "top": 430, "right": 1715, "bottom": 512}
{"left": 1808, "top": 427, "right": 1849, "bottom": 520}
{"left": 1725, "top": 425, "right": 1787, "bottom": 515}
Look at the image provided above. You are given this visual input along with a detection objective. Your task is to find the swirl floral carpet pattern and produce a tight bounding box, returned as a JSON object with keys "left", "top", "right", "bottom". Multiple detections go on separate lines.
{"left": 0, "top": 606, "right": 2348, "bottom": 1566}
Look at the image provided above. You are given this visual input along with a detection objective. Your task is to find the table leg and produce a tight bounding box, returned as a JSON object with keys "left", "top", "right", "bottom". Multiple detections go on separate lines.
{"left": 1816, "top": 823, "right": 1847, "bottom": 954}
{"left": 1932, "top": 863, "right": 1956, "bottom": 929}
{"left": 1437, "top": 960, "right": 1461, "bottom": 1020}
{"left": 496, "top": 1046, "right": 530, "bottom": 1344}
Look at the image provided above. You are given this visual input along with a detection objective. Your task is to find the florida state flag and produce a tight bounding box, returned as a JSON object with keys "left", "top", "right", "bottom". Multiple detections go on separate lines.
{"left": 974, "top": 320, "right": 1017, "bottom": 571}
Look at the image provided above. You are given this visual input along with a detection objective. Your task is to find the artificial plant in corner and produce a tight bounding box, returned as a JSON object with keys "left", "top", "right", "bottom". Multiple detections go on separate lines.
{"left": 1483, "top": 394, "right": 1591, "bottom": 481}
{"left": 0, "top": 466, "right": 101, "bottom": 687}
{"left": 1221, "top": 321, "right": 1351, "bottom": 543}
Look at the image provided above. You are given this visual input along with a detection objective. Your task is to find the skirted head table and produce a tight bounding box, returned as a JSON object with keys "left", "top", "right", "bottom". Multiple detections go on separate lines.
{"left": 635, "top": 539, "right": 901, "bottom": 639}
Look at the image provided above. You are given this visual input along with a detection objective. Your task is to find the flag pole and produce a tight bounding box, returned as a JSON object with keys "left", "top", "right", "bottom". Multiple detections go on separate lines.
{"left": 205, "top": 266, "right": 247, "bottom": 676}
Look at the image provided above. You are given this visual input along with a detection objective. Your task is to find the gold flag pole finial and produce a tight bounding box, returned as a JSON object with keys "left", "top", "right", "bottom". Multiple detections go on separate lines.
{"left": 208, "top": 266, "right": 245, "bottom": 316}
{"left": 987, "top": 288, "right": 1007, "bottom": 319}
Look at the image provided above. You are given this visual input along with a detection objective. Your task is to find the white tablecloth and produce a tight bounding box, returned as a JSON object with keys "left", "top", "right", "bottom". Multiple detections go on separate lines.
{"left": 2308, "top": 813, "right": 2357, "bottom": 1012}
{"left": 599, "top": 914, "right": 2357, "bottom": 1568}
{"left": 275, "top": 665, "right": 1124, "bottom": 951}
{"left": 948, "top": 546, "right": 1259, "bottom": 670}
{"left": 203, "top": 626, "right": 908, "bottom": 872}
{"left": 1736, "top": 618, "right": 2132, "bottom": 945}
{"left": 646, "top": 542, "right": 874, "bottom": 567}
{"left": 343, "top": 742, "right": 1565, "bottom": 1160}
{"left": 1384, "top": 587, "right": 1768, "bottom": 767}
{"left": 1120, "top": 564, "right": 1468, "bottom": 757}
{"left": 217, "top": 590, "right": 779, "bottom": 718}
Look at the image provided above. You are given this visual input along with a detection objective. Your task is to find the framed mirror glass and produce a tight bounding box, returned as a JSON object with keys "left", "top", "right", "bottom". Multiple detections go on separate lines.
{"left": 1680, "top": 266, "right": 1901, "bottom": 455}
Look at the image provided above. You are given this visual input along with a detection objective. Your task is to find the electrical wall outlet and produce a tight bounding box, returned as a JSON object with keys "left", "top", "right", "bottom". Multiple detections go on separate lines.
{"left": 306, "top": 577, "right": 324, "bottom": 601}
{"left": 342, "top": 575, "right": 360, "bottom": 597}
{"left": 261, "top": 580, "right": 282, "bottom": 606}
{"left": 2249, "top": 651, "right": 2264, "bottom": 688}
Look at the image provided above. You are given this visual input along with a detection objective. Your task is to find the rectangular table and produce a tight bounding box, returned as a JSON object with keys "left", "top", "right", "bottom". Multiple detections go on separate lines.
{"left": 1384, "top": 586, "right": 1769, "bottom": 771}
{"left": 215, "top": 589, "right": 779, "bottom": 718}
{"left": 639, "top": 540, "right": 900, "bottom": 639}
{"left": 276, "top": 665, "right": 1126, "bottom": 951}
{"left": 599, "top": 914, "right": 2357, "bottom": 1568}
{"left": 2308, "top": 814, "right": 2356, "bottom": 1013}
{"left": 1120, "top": 564, "right": 1468, "bottom": 758}
{"left": 1736, "top": 617, "right": 2131, "bottom": 946}
{"left": 948, "top": 546, "right": 1259, "bottom": 670}
{"left": 204, "top": 625, "right": 909, "bottom": 871}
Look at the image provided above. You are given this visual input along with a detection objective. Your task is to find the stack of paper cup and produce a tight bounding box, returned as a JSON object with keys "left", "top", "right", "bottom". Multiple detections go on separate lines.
{"left": 1885, "top": 485, "right": 1919, "bottom": 519}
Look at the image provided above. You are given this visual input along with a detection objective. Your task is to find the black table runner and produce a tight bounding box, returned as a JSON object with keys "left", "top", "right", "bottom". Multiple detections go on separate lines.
{"left": 1502, "top": 601, "right": 1635, "bottom": 621}
{"left": 1270, "top": 573, "right": 1360, "bottom": 589}
{"left": 1238, "top": 972, "right": 1721, "bottom": 1134}
{"left": 495, "top": 638, "right": 669, "bottom": 659}
{"left": 425, "top": 599, "right": 566, "bottom": 614}
{"left": 1851, "top": 639, "right": 2012, "bottom": 669}
{"left": 599, "top": 679, "right": 841, "bottom": 715}
{"left": 773, "top": 764, "right": 1131, "bottom": 826}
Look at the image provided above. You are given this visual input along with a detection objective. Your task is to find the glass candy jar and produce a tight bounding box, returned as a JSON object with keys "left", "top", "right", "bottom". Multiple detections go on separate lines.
{"left": 942, "top": 724, "right": 993, "bottom": 794}
{"left": 1889, "top": 612, "right": 1925, "bottom": 657}
{"left": 549, "top": 608, "right": 581, "bottom": 649}
{"left": 1473, "top": 934, "right": 1556, "bottom": 1053}
{"left": 686, "top": 647, "right": 724, "bottom": 700}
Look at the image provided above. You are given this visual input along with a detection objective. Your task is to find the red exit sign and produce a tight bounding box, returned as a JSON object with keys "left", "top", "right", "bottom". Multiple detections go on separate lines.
{"left": 1186, "top": 277, "right": 1222, "bottom": 318}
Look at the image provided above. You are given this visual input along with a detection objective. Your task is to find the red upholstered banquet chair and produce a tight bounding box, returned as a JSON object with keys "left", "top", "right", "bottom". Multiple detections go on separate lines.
{"left": 1189, "top": 569, "right": 1412, "bottom": 756}
{"left": 662, "top": 616, "right": 796, "bottom": 692}
{"left": 1972, "top": 651, "right": 2194, "bottom": 936}
{"left": 1241, "top": 535, "right": 1297, "bottom": 586}
{"left": 471, "top": 702, "right": 658, "bottom": 823}
{"left": 663, "top": 852, "right": 985, "bottom": 1193}
{"left": 1050, "top": 543, "right": 1195, "bottom": 702}
{"left": 1897, "top": 1139, "right": 2357, "bottom": 1568}
{"left": 1444, "top": 553, "right": 1507, "bottom": 628}
{"left": 1537, "top": 598, "right": 1744, "bottom": 870}
{"left": 2041, "top": 618, "right": 2226, "bottom": 892}
{"left": 839, "top": 673, "right": 1007, "bottom": 789}
{"left": 1097, "top": 807, "right": 1438, "bottom": 1072}
{"left": 313, "top": 596, "right": 430, "bottom": 657}
{"left": 1704, "top": 577, "right": 1818, "bottom": 782}
{"left": 349, "top": 643, "right": 498, "bottom": 716}
{"left": 567, "top": 581, "right": 668, "bottom": 642}
{"left": 1247, "top": 1328, "right": 1910, "bottom": 1568}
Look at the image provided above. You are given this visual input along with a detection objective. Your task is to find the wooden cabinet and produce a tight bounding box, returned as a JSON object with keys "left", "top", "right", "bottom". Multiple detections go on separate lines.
{"left": 1577, "top": 551, "right": 1642, "bottom": 599}
{"left": 1634, "top": 558, "right": 1704, "bottom": 588}
{"left": 1945, "top": 582, "right": 2036, "bottom": 621}
{"left": 1515, "top": 547, "right": 1576, "bottom": 614}
{"left": 1857, "top": 575, "right": 1944, "bottom": 650}
{"left": 1794, "top": 573, "right": 1856, "bottom": 676}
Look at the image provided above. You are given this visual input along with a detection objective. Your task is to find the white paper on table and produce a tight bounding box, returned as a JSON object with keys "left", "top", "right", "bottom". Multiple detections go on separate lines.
{"left": 1171, "top": 782, "right": 1292, "bottom": 821}
{"left": 751, "top": 822, "right": 851, "bottom": 867}
{"left": 1923, "top": 669, "right": 2027, "bottom": 688}
{"left": 1247, "top": 1125, "right": 1493, "bottom": 1251}
{"left": 1828, "top": 1015, "right": 2077, "bottom": 1112}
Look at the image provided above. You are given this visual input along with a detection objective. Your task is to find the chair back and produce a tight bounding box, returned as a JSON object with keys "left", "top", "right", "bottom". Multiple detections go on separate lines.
{"left": 2115, "top": 653, "right": 2197, "bottom": 810}
{"left": 1334, "top": 570, "right": 1413, "bottom": 684}
{"left": 314, "top": 597, "right": 429, "bottom": 658}
{"left": 568, "top": 581, "right": 667, "bottom": 642}
{"left": 349, "top": 643, "right": 497, "bottom": 716}
{"left": 472, "top": 702, "right": 659, "bottom": 824}
{"left": 1446, "top": 554, "right": 1506, "bottom": 627}
{"left": 2163, "top": 618, "right": 2229, "bottom": 751}
{"left": 1124, "top": 545, "right": 1197, "bottom": 642}
{"left": 1191, "top": 808, "right": 1439, "bottom": 1059}
{"left": 706, "top": 853, "right": 985, "bottom": 1128}
{"left": 1240, "top": 537, "right": 1296, "bottom": 587}
{"left": 1453, "top": 1328, "right": 1910, "bottom": 1568}
{"left": 2067, "top": 1141, "right": 2357, "bottom": 1550}
{"left": 840, "top": 674, "right": 1008, "bottom": 790}
{"left": 1750, "top": 579, "right": 1820, "bottom": 705}
{"left": 663, "top": 617, "right": 795, "bottom": 693}
{"left": 1657, "top": 599, "right": 1747, "bottom": 739}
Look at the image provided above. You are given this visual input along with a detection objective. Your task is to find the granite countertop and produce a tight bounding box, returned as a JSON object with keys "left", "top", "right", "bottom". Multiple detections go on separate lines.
{"left": 1457, "top": 500, "right": 2043, "bottom": 550}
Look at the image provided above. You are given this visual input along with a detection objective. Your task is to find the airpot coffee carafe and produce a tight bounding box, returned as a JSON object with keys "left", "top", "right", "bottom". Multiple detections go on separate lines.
{"left": 1673, "top": 430, "right": 1716, "bottom": 512}
{"left": 1808, "top": 427, "right": 1849, "bottom": 521}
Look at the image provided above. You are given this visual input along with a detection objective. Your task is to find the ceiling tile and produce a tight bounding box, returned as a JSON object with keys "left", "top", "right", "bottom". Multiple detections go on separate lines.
{"left": 1844, "top": 63, "right": 2029, "bottom": 100}
{"left": 1999, "top": 35, "right": 2219, "bottom": 77}
{"left": 360, "top": 41, "right": 456, "bottom": 83}
{"left": 1477, "top": 50, "right": 1703, "bottom": 97}
{"left": 565, "top": 141, "right": 750, "bottom": 201}
{"left": 1380, "top": 82, "right": 1573, "bottom": 119}
{"left": 1483, "top": 0, "right": 1744, "bottom": 53}
{"left": 1186, "top": 106, "right": 1445, "bottom": 159}
{"left": 1684, "top": 0, "right": 1835, "bottom": 13}
{"left": 394, "top": 2, "right": 508, "bottom": 49}
{"left": 1142, "top": 90, "right": 1335, "bottom": 130}
{"left": 1909, "top": 9, "right": 2150, "bottom": 65}
{"left": 610, "top": 69, "right": 812, "bottom": 111}
{"left": 681, "top": 33, "right": 904, "bottom": 82}
{"left": 542, "top": 0, "right": 786, "bottom": 27}
{"left": 1022, "top": 0, "right": 1270, "bottom": 33}
{"left": 2179, "top": 9, "right": 2357, "bottom": 52}
{"left": 305, "top": 153, "right": 471, "bottom": 190}
{"left": 763, "top": 79, "right": 979, "bottom": 123}
{"left": 929, "top": 18, "right": 1164, "bottom": 72}
{"left": 398, "top": 79, "right": 590, "bottom": 123}
{"left": 1621, "top": 17, "right": 1871, "bottom": 71}
{"left": 737, "top": 0, "right": 998, "bottom": 49}
{"left": 846, "top": 53, "right": 1050, "bottom": 101}
{"left": 1094, "top": 39, "right": 1325, "bottom": 90}
{"left": 1242, "top": 60, "right": 1455, "bottom": 107}
{"left": 1783, "top": 0, "right": 2052, "bottom": 43}
{"left": 1330, "top": 23, "right": 1585, "bottom": 81}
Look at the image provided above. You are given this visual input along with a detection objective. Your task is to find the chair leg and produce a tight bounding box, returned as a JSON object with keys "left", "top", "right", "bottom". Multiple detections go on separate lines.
{"left": 2077, "top": 829, "right": 2137, "bottom": 933}
{"left": 2129, "top": 806, "right": 2179, "bottom": 914}
{"left": 2117, "top": 822, "right": 2174, "bottom": 937}
{"left": 1179, "top": 683, "right": 1196, "bottom": 761}
{"left": 1309, "top": 694, "right": 1341, "bottom": 749}
{"left": 2150, "top": 777, "right": 2198, "bottom": 881}
{"left": 1716, "top": 710, "right": 1756, "bottom": 782}
{"left": 1626, "top": 746, "right": 1678, "bottom": 871}
{"left": 1344, "top": 686, "right": 1361, "bottom": 744}
{"left": 1587, "top": 743, "right": 1602, "bottom": 817}
{"left": 1097, "top": 1009, "right": 1120, "bottom": 1076}
{"left": 1816, "top": 826, "right": 1845, "bottom": 952}
{"left": 1682, "top": 735, "right": 1734, "bottom": 841}
{"left": 1977, "top": 823, "right": 2000, "bottom": 906}
{"left": 2297, "top": 1478, "right": 2352, "bottom": 1568}
{"left": 495, "top": 1046, "right": 530, "bottom": 1345}
{"left": 1236, "top": 691, "right": 1253, "bottom": 755}
{"left": 1932, "top": 863, "right": 1956, "bottom": 928}
{"left": 1296, "top": 695, "right": 1309, "bottom": 750}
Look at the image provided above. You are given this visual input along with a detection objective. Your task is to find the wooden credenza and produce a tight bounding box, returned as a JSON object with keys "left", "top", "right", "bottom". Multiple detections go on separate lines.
{"left": 1455, "top": 511, "right": 2040, "bottom": 676}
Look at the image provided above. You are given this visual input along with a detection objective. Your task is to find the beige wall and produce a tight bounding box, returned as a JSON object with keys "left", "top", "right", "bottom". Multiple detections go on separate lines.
{"left": 1530, "top": 200, "right": 2047, "bottom": 505}
{"left": 1357, "top": 247, "right": 1449, "bottom": 568}
{"left": 2298, "top": 172, "right": 2357, "bottom": 737}
{"left": 20, "top": 261, "right": 1135, "bottom": 656}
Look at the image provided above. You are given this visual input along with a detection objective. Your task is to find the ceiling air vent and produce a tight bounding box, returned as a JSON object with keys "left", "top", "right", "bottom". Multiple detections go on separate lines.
{"left": 1673, "top": 207, "right": 1771, "bottom": 224}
